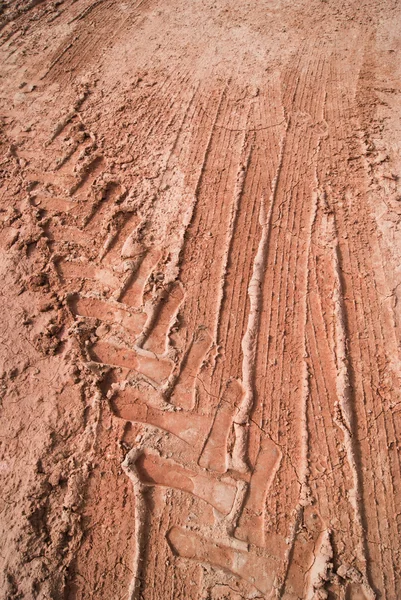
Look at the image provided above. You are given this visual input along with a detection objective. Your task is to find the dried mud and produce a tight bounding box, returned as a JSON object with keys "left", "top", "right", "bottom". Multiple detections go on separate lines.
{"left": 1, "top": 1, "right": 401, "bottom": 599}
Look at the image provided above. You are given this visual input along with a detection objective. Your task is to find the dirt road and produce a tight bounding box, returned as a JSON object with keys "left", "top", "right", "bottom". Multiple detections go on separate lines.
{"left": 1, "top": 0, "right": 401, "bottom": 598}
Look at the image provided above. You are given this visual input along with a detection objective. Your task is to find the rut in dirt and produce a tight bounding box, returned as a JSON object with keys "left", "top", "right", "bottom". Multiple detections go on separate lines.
{"left": 0, "top": 0, "right": 401, "bottom": 599}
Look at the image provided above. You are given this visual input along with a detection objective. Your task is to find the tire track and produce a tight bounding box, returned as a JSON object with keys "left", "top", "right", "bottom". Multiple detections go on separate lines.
{"left": 2, "top": 2, "right": 401, "bottom": 598}
{"left": 315, "top": 50, "right": 401, "bottom": 597}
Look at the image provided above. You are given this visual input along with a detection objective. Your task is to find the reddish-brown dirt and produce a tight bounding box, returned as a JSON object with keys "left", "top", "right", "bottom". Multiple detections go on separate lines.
{"left": 1, "top": 1, "right": 401, "bottom": 599}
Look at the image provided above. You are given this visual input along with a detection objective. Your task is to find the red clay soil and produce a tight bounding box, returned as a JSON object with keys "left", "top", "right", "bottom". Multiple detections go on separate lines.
{"left": 1, "top": 1, "right": 401, "bottom": 599}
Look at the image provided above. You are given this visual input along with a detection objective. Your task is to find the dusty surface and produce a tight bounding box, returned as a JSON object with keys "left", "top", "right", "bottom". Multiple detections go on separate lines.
{"left": 1, "top": 0, "right": 401, "bottom": 598}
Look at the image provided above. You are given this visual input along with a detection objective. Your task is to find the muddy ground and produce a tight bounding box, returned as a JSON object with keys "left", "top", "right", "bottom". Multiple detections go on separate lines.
{"left": 0, "top": 0, "right": 401, "bottom": 599}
